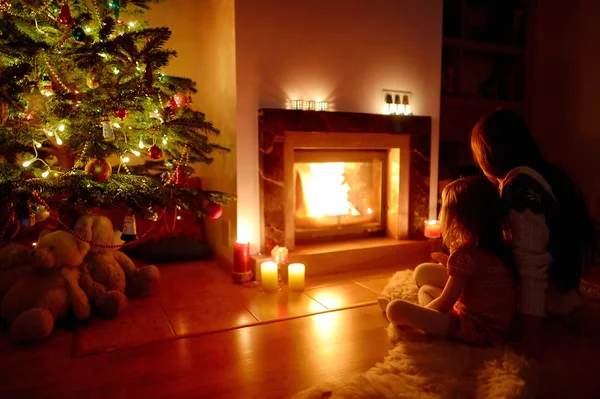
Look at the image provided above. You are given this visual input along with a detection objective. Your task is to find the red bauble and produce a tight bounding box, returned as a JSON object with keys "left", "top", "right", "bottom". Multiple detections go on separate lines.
{"left": 114, "top": 108, "right": 128, "bottom": 120}
{"left": 84, "top": 158, "right": 112, "bottom": 182}
{"left": 166, "top": 98, "right": 178, "bottom": 116}
{"left": 147, "top": 145, "right": 163, "bottom": 160}
{"left": 173, "top": 92, "right": 189, "bottom": 110}
{"left": 205, "top": 202, "right": 223, "bottom": 220}
{"left": 57, "top": 3, "right": 73, "bottom": 25}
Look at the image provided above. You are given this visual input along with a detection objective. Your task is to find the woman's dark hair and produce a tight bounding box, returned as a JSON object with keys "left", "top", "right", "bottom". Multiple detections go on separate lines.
{"left": 440, "top": 176, "right": 511, "bottom": 263}
{"left": 471, "top": 108, "right": 597, "bottom": 291}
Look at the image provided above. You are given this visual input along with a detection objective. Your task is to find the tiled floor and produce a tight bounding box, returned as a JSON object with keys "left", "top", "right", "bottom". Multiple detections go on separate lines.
{"left": 71, "top": 260, "right": 407, "bottom": 356}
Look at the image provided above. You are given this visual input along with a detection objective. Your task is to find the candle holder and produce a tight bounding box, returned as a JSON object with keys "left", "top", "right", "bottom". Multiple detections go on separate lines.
{"left": 271, "top": 245, "right": 289, "bottom": 285}
{"left": 232, "top": 241, "right": 253, "bottom": 284}
{"left": 424, "top": 220, "right": 441, "bottom": 239}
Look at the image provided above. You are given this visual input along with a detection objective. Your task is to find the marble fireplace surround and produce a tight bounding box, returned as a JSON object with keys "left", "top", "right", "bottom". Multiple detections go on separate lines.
{"left": 258, "top": 109, "right": 432, "bottom": 255}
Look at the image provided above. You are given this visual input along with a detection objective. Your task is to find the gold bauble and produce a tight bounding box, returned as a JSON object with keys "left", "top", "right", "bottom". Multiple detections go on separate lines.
{"left": 86, "top": 70, "right": 100, "bottom": 89}
{"left": 84, "top": 158, "right": 112, "bottom": 182}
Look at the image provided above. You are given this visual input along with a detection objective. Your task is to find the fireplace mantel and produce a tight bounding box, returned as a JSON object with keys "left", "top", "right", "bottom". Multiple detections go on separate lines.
{"left": 258, "top": 108, "right": 432, "bottom": 253}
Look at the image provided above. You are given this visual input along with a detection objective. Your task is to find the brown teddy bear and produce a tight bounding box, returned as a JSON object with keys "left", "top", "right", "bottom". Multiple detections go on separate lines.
{"left": 0, "top": 243, "right": 35, "bottom": 303}
{"left": 74, "top": 214, "right": 160, "bottom": 318}
{"left": 0, "top": 230, "right": 91, "bottom": 343}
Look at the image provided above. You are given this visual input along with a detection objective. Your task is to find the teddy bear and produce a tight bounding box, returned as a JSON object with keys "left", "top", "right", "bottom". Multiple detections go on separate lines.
{"left": 0, "top": 229, "right": 91, "bottom": 343}
{"left": 0, "top": 243, "right": 35, "bottom": 303}
{"left": 73, "top": 214, "right": 160, "bottom": 318}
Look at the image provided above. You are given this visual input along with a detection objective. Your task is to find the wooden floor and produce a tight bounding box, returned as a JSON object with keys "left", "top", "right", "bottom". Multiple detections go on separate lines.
{"left": 0, "top": 261, "right": 405, "bottom": 399}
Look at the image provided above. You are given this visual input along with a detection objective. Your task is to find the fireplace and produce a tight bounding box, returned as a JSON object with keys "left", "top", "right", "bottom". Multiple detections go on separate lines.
{"left": 294, "top": 149, "right": 386, "bottom": 243}
{"left": 258, "top": 108, "right": 432, "bottom": 254}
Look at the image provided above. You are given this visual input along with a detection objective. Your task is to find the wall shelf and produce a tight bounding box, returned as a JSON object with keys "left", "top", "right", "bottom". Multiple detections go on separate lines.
{"left": 439, "top": 0, "right": 532, "bottom": 179}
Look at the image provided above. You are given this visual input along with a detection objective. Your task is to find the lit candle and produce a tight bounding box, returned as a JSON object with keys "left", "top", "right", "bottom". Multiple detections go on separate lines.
{"left": 271, "top": 245, "right": 289, "bottom": 264}
{"left": 260, "top": 261, "right": 279, "bottom": 292}
{"left": 288, "top": 263, "right": 305, "bottom": 292}
{"left": 424, "top": 220, "right": 441, "bottom": 238}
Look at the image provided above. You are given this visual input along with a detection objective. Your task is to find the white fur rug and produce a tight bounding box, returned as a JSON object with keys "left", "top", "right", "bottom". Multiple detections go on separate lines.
{"left": 294, "top": 270, "right": 600, "bottom": 399}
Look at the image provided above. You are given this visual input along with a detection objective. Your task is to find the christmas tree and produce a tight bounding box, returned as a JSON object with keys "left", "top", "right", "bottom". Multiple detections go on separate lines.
{"left": 0, "top": 0, "right": 235, "bottom": 242}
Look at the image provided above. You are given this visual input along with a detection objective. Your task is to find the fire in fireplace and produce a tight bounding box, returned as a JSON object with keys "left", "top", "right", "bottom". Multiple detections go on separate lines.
{"left": 293, "top": 149, "right": 386, "bottom": 242}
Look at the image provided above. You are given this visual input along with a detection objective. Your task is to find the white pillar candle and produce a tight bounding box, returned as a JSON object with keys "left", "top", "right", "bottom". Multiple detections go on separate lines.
{"left": 288, "top": 263, "right": 305, "bottom": 292}
{"left": 260, "top": 261, "right": 279, "bottom": 292}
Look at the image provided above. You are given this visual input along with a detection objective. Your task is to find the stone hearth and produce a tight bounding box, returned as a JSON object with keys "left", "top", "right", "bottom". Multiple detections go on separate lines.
{"left": 258, "top": 109, "right": 431, "bottom": 254}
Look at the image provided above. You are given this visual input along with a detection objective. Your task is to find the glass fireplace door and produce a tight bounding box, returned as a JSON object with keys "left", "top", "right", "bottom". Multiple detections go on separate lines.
{"left": 293, "top": 149, "right": 387, "bottom": 243}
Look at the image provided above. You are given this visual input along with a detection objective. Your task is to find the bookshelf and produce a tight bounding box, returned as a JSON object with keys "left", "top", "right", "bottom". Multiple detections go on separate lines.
{"left": 439, "top": 0, "right": 532, "bottom": 178}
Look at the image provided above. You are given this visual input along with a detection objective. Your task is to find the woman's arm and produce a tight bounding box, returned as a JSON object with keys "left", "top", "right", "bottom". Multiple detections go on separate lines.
{"left": 426, "top": 275, "right": 467, "bottom": 312}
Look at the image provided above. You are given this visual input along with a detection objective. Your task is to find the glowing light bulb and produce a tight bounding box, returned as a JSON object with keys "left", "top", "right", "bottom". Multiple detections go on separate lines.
{"left": 138, "top": 139, "right": 144, "bottom": 149}
{"left": 113, "top": 68, "right": 120, "bottom": 75}
{"left": 85, "top": 27, "right": 92, "bottom": 33}
{"left": 176, "top": 216, "right": 181, "bottom": 220}
{"left": 34, "top": 141, "right": 42, "bottom": 148}
{"left": 113, "top": 122, "right": 121, "bottom": 128}
{"left": 122, "top": 156, "right": 130, "bottom": 163}
{"left": 22, "top": 160, "right": 32, "bottom": 167}
{"left": 55, "top": 135, "right": 63, "bottom": 145}
{"left": 128, "top": 21, "right": 135, "bottom": 27}
{"left": 154, "top": 109, "right": 159, "bottom": 114}
{"left": 58, "top": 124, "right": 65, "bottom": 132}
{"left": 32, "top": 242, "right": 37, "bottom": 247}
{"left": 42, "top": 170, "right": 50, "bottom": 178}
{"left": 162, "top": 138, "right": 167, "bottom": 145}
{"left": 47, "top": 131, "right": 54, "bottom": 136}
{"left": 131, "top": 150, "right": 141, "bottom": 157}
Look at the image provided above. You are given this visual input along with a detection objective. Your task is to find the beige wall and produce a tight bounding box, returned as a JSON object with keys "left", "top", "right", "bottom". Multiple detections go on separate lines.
{"left": 146, "top": 0, "right": 238, "bottom": 264}
{"left": 530, "top": 0, "right": 600, "bottom": 217}
{"left": 235, "top": 0, "right": 444, "bottom": 252}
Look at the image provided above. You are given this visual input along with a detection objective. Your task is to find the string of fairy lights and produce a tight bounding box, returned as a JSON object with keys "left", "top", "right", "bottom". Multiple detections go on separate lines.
{"left": 0, "top": 0, "right": 230, "bottom": 244}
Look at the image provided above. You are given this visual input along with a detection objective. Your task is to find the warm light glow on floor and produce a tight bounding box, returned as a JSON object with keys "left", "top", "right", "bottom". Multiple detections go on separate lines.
{"left": 310, "top": 311, "right": 342, "bottom": 340}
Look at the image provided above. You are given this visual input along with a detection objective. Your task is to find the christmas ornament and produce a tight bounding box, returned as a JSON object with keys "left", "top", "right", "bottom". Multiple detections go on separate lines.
{"left": 39, "top": 76, "right": 54, "bottom": 97}
{"left": 34, "top": 205, "right": 50, "bottom": 223}
{"left": 86, "top": 69, "right": 100, "bottom": 89}
{"left": 147, "top": 144, "right": 163, "bottom": 160}
{"left": 111, "top": 0, "right": 121, "bottom": 20}
{"left": 114, "top": 108, "right": 128, "bottom": 120}
{"left": 72, "top": 27, "right": 86, "bottom": 41}
{"left": 0, "top": 100, "right": 8, "bottom": 126}
{"left": 121, "top": 213, "right": 137, "bottom": 242}
{"left": 20, "top": 213, "right": 36, "bottom": 228}
{"left": 101, "top": 115, "right": 115, "bottom": 141}
{"left": 161, "top": 171, "right": 171, "bottom": 183}
{"left": 205, "top": 203, "right": 223, "bottom": 220}
{"left": 57, "top": 3, "right": 73, "bottom": 25}
{"left": 85, "top": 158, "right": 112, "bottom": 182}
{"left": 173, "top": 92, "right": 189, "bottom": 109}
{"left": 145, "top": 208, "right": 159, "bottom": 221}
{"left": 0, "top": 0, "right": 12, "bottom": 13}
{"left": 23, "top": 86, "right": 48, "bottom": 116}
{"left": 166, "top": 97, "right": 178, "bottom": 116}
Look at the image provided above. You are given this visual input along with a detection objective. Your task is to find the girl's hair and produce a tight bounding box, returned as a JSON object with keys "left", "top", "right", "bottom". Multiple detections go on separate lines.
{"left": 471, "top": 108, "right": 597, "bottom": 291}
{"left": 440, "top": 176, "right": 510, "bottom": 262}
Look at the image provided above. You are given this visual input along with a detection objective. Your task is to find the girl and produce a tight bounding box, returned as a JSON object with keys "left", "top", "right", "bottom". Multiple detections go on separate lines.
{"left": 470, "top": 108, "right": 597, "bottom": 355}
{"left": 378, "top": 176, "right": 517, "bottom": 346}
